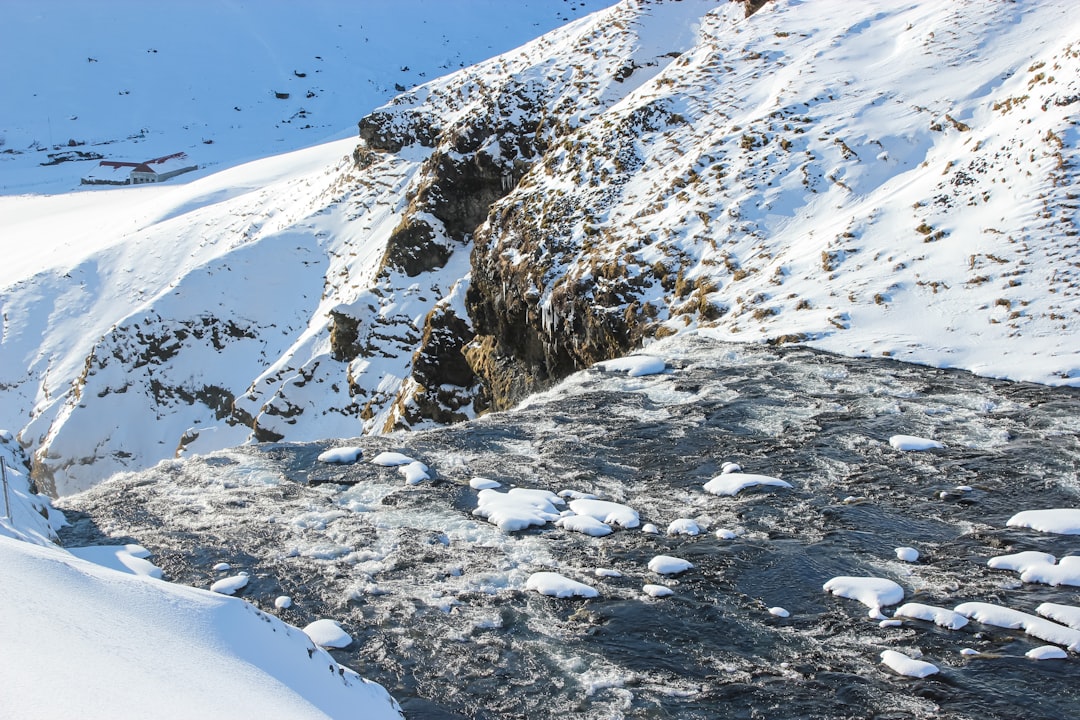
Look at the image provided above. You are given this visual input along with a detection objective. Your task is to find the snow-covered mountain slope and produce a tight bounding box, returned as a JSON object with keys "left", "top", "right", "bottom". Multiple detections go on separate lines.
{"left": 0, "top": 534, "right": 403, "bottom": 719}
{"left": 0, "top": 0, "right": 614, "bottom": 194}
{"left": 2, "top": 0, "right": 1079, "bottom": 496}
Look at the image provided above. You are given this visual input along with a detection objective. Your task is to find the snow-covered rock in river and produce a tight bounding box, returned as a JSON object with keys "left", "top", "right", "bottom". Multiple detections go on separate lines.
{"left": 1007, "top": 509, "right": 1080, "bottom": 535}
{"left": 704, "top": 473, "right": 792, "bottom": 497}
{"left": 879, "top": 650, "right": 939, "bottom": 679}
{"left": 525, "top": 572, "right": 599, "bottom": 599}
{"left": 303, "top": 618, "right": 353, "bottom": 649}
{"left": 824, "top": 576, "right": 904, "bottom": 619}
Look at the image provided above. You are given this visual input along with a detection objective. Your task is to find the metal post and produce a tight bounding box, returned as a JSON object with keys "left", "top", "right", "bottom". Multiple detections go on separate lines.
{"left": 1, "top": 456, "right": 9, "bottom": 521}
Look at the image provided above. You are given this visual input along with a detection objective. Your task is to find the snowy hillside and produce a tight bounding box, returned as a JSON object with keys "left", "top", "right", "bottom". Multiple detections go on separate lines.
{"left": 2, "top": 0, "right": 1079, "bottom": 496}
{"left": 1, "top": 0, "right": 613, "bottom": 194}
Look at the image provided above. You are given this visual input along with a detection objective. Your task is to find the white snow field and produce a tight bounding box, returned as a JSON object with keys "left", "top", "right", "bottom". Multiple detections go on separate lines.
{"left": 0, "top": 535, "right": 402, "bottom": 720}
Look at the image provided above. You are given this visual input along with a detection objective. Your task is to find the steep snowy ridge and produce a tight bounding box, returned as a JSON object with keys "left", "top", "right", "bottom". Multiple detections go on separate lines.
{"left": 467, "top": 0, "right": 1080, "bottom": 407}
{"left": 1, "top": 0, "right": 1078, "bottom": 496}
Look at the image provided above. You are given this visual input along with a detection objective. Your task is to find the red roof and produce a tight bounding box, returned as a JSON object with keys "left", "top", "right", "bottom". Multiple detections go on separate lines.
{"left": 99, "top": 152, "right": 188, "bottom": 174}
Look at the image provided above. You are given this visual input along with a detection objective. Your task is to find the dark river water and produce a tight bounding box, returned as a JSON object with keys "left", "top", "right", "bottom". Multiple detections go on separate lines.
{"left": 58, "top": 336, "right": 1080, "bottom": 719}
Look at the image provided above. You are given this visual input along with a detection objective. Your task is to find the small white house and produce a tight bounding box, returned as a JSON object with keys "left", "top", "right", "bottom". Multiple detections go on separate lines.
{"left": 82, "top": 152, "right": 197, "bottom": 185}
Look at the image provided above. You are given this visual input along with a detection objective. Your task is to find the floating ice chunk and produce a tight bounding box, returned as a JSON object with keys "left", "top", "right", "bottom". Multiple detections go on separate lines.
{"left": 888, "top": 435, "right": 944, "bottom": 451}
{"left": 641, "top": 524, "right": 660, "bottom": 535}
{"left": 988, "top": 550, "right": 1057, "bottom": 573}
{"left": 556, "top": 514, "right": 614, "bottom": 537}
{"left": 823, "top": 576, "right": 904, "bottom": 618}
{"left": 303, "top": 618, "right": 352, "bottom": 648}
{"left": 667, "top": 518, "right": 701, "bottom": 536}
{"left": 1037, "top": 603, "right": 1080, "bottom": 629}
{"left": 880, "top": 650, "right": 939, "bottom": 678}
{"left": 470, "top": 477, "right": 501, "bottom": 490}
{"left": 704, "top": 472, "right": 791, "bottom": 496}
{"left": 274, "top": 595, "right": 292, "bottom": 609}
{"left": 1021, "top": 556, "right": 1080, "bottom": 587}
{"left": 317, "top": 446, "right": 363, "bottom": 464}
{"left": 715, "top": 528, "right": 737, "bottom": 540}
{"left": 525, "top": 572, "right": 598, "bottom": 599}
{"left": 643, "top": 584, "right": 674, "bottom": 598}
{"left": 594, "top": 355, "right": 666, "bottom": 377}
{"left": 568, "top": 499, "right": 639, "bottom": 528}
{"left": 370, "top": 451, "right": 415, "bottom": 467}
{"left": 954, "top": 602, "right": 1080, "bottom": 651}
{"left": 895, "top": 547, "right": 920, "bottom": 563}
{"left": 212, "top": 562, "right": 231, "bottom": 572}
{"left": 595, "top": 568, "right": 622, "bottom": 578}
{"left": 769, "top": 607, "right": 790, "bottom": 618}
{"left": 473, "top": 488, "right": 562, "bottom": 532}
{"left": 1007, "top": 508, "right": 1080, "bottom": 535}
{"left": 210, "top": 574, "right": 249, "bottom": 595}
{"left": 893, "top": 603, "right": 968, "bottom": 630}
{"left": 68, "top": 544, "right": 164, "bottom": 579}
{"left": 648, "top": 555, "right": 694, "bottom": 575}
{"left": 1027, "top": 645, "right": 1068, "bottom": 660}
{"left": 721, "top": 462, "right": 742, "bottom": 474}
{"left": 399, "top": 461, "right": 430, "bottom": 485}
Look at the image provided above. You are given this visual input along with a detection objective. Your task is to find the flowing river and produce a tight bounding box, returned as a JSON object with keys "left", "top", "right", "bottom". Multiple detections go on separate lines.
{"left": 58, "top": 334, "right": 1080, "bottom": 719}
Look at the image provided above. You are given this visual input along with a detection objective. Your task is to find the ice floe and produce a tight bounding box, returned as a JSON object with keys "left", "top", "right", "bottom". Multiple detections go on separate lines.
{"left": 317, "top": 446, "right": 363, "bottom": 464}
{"left": 303, "top": 618, "right": 352, "bottom": 648}
{"left": 823, "top": 576, "right": 904, "bottom": 618}
{"left": 880, "top": 649, "right": 939, "bottom": 678}
{"left": 648, "top": 555, "right": 693, "bottom": 575}
{"left": 892, "top": 603, "right": 968, "bottom": 630}
{"left": 567, "top": 498, "right": 639, "bottom": 528}
{"left": 703, "top": 473, "right": 792, "bottom": 497}
{"left": 888, "top": 435, "right": 944, "bottom": 451}
{"left": 472, "top": 488, "right": 563, "bottom": 532}
{"left": 642, "top": 584, "right": 674, "bottom": 598}
{"left": 593, "top": 355, "right": 666, "bottom": 377}
{"left": 1007, "top": 508, "right": 1080, "bottom": 535}
{"left": 953, "top": 602, "right": 1080, "bottom": 651}
{"left": 525, "top": 572, "right": 598, "bottom": 599}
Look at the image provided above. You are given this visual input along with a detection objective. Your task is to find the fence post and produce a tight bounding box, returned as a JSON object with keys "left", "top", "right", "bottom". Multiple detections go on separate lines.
{"left": 1, "top": 456, "right": 9, "bottom": 521}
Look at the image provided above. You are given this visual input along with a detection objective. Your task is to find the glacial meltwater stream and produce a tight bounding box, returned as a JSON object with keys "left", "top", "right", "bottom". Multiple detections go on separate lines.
{"left": 59, "top": 335, "right": 1080, "bottom": 719}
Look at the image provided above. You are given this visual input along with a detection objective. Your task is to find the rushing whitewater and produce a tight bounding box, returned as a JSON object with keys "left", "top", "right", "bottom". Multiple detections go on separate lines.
{"left": 61, "top": 335, "right": 1080, "bottom": 719}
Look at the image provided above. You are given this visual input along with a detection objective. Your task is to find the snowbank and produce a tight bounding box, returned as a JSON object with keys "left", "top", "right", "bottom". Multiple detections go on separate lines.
{"left": 0, "top": 535, "right": 402, "bottom": 719}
